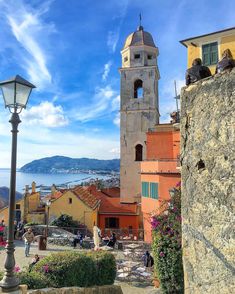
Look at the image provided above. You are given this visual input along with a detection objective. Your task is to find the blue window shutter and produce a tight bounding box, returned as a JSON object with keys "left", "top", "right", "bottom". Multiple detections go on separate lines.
{"left": 142, "top": 182, "right": 149, "bottom": 197}
{"left": 150, "top": 182, "right": 158, "bottom": 199}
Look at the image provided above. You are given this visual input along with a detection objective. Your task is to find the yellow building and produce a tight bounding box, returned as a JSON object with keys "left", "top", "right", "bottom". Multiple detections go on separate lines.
{"left": 48, "top": 186, "right": 100, "bottom": 233}
{"left": 0, "top": 183, "right": 100, "bottom": 234}
{"left": 0, "top": 182, "right": 45, "bottom": 226}
{"left": 180, "top": 27, "right": 235, "bottom": 73}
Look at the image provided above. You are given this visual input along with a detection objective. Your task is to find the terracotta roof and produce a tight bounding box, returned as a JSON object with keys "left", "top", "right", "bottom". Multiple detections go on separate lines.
{"left": 72, "top": 186, "right": 100, "bottom": 210}
{"left": 88, "top": 186, "right": 138, "bottom": 215}
{"left": 100, "top": 187, "right": 120, "bottom": 198}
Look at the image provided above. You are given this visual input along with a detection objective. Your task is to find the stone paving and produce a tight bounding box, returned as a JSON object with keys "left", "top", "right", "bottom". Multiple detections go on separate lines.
{"left": 0, "top": 241, "right": 161, "bottom": 294}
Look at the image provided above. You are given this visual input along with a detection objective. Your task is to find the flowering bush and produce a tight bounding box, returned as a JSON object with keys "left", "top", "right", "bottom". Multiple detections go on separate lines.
{"left": 152, "top": 185, "right": 184, "bottom": 294}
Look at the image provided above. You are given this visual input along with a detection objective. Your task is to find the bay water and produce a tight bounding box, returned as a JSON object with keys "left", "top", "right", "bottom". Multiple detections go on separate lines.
{"left": 0, "top": 169, "right": 108, "bottom": 193}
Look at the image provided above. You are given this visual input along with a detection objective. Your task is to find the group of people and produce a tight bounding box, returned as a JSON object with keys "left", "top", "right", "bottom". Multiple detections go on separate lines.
{"left": 185, "top": 48, "right": 235, "bottom": 86}
{"left": 93, "top": 224, "right": 117, "bottom": 251}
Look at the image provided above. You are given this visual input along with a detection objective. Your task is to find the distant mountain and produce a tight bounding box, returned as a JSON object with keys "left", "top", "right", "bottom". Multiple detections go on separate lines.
{"left": 20, "top": 156, "right": 120, "bottom": 174}
{"left": 0, "top": 187, "right": 22, "bottom": 209}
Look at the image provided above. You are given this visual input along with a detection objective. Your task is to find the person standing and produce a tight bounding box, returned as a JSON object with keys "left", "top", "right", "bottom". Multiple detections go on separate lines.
{"left": 22, "top": 228, "right": 35, "bottom": 257}
{"left": 93, "top": 223, "right": 100, "bottom": 251}
{"left": 143, "top": 251, "right": 154, "bottom": 268}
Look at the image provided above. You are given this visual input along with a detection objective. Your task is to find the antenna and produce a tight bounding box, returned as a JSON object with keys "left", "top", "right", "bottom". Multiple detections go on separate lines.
{"left": 174, "top": 80, "right": 180, "bottom": 122}
{"left": 139, "top": 13, "right": 142, "bottom": 27}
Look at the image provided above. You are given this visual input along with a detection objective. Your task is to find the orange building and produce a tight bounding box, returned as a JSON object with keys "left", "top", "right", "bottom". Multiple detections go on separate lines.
{"left": 141, "top": 123, "right": 180, "bottom": 242}
{"left": 87, "top": 186, "right": 141, "bottom": 239}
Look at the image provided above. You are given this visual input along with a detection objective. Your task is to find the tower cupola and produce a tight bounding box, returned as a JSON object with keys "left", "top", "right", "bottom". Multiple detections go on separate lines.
{"left": 121, "top": 26, "right": 159, "bottom": 68}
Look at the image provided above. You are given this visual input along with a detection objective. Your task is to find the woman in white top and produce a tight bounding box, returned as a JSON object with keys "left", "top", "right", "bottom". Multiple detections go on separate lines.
{"left": 93, "top": 223, "right": 100, "bottom": 251}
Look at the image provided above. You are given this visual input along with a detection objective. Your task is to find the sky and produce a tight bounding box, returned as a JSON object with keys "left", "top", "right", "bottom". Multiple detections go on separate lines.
{"left": 0, "top": 0, "right": 234, "bottom": 168}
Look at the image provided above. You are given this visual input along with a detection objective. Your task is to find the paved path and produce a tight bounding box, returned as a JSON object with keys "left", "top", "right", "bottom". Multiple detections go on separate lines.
{"left": 0, "top": 241, "right": 161, "bottom": 294}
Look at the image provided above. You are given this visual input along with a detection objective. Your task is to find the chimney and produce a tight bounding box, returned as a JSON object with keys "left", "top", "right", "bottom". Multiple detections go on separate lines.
{"left": 32, "top": 181, "right": 36, "bottom": 193}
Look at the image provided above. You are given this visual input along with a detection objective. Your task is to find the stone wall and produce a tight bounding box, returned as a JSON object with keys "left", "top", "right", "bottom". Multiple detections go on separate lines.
{"left": 4, "top": 285, "right": 123, "bottom": 294}
{"left": 180, "top": 69, "right": 235, "bottom": 294}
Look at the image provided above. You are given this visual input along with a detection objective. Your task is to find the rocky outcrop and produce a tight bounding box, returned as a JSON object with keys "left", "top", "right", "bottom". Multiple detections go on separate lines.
{"left": 180, "top": 69, "right": 235, "bottom": 294}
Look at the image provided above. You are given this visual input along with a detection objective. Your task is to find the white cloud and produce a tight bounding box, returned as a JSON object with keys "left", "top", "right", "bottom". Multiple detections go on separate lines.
{"left": 4, "top": 0, "right": 54, "bottom": 90}
{"left": 109, "top": 147, "right": 120, "bottom": 156}
{"left": 107, "top": 0, "right": 128, "bottom": 53}
{"left": 73, "top": 86, "right": 118, "bottom": 122}
{"left": 111, "top": 95, "right": 120, "bottom": 111}
{"left": 107, "top": 30, "right": 120, "bottom": 53}
{"left": 102, "top": 61, "right": 112, "bottom": 81}
{"left": 113, "top": 112, "right": 120, "bottom": 127}
{"left": 22, "top": 101, "right": 68, "bottom": 128}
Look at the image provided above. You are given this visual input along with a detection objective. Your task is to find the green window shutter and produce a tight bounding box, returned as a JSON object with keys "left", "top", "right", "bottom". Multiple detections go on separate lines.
{"left": 150, "top": 182, "right": 158, "bottom": 199}
{"left": 202, "top": 42, "right": 218, "bottom": 66}
{"left": 210, "top": 42, "right": 218, "bottom": 64}
{"left": 202, "top": 44, "right": 210, "bottom": 66}
{"left": 141, "top": 182, "right": 149, "bottom": 197}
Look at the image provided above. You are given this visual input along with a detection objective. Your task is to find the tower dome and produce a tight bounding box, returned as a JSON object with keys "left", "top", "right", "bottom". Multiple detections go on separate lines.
{"left": 123, "top": 26, "right": 156, "bottom": 49}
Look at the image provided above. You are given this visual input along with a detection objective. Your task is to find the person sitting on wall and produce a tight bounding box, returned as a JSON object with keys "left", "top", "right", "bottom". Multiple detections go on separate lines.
{"left": 215, "top": 49, "right": 235, "bottom": 74}
{"left": 107, "top": 232, "right": 117, "bottom": 248}
{"left": 29, "top": 254, "right": 40, "bottom": 271}
{"left": 185, "top": 58, "right": 211, "bottom": 86}
{"left": 73, "top": 231, "right": 83, "bottom": 248}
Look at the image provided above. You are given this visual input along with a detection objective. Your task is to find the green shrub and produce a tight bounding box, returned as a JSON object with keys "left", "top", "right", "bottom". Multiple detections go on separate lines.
{"left": 151, "top": 186, "right": 184, "bottom": 294}
{"left": 18, "top": 271, "right": 49, "bottom": 289}
{"left": 51, "top": 214, "right": 79, "bottom": 227}
{"left": 32, "top": 251, "right": 116, "bottom": 288}
{"left": 0, "top": 271, "right": 48, "bottom": 290}
{"left": 89, "top": 252, "right": 116, "bottom": 285}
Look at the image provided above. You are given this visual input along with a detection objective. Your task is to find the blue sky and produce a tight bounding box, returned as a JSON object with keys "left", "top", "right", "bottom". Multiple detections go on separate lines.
{"left": 0, "top": 0, "right": 234, "bottom": 168}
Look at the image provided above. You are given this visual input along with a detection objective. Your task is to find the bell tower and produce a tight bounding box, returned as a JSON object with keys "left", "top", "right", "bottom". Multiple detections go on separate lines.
{"left": 120, "top": 25, "right": 160, "bottom": 203}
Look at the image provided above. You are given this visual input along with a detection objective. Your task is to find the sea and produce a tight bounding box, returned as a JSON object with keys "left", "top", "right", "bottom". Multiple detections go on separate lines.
{"left": 0, "top": 169, "right": 109, "bottom": 194}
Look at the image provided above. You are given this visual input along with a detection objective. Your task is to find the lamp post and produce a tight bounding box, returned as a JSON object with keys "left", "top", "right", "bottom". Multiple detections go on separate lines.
{"left": 46, "top": 200, "right": 51, "bottom": 238}
{"left": 0, "top": 75, "right": 35, "bottom": 292}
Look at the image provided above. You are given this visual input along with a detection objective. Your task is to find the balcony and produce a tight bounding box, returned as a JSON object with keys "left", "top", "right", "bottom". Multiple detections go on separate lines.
{"left": 141, "top": 158, "right": 180, "bottom": 174}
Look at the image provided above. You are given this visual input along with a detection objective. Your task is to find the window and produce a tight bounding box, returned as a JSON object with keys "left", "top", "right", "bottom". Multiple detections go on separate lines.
{"left": 135, "top": 144, "right": 143, "bottom": 161}
{"left": 68, "top": 198, "right": 72, "bottom": 204}
{"left": 134, "top": 53, "right": 140, "bottom": 59}
{"left": 142, "top": 182, "right": 159, "bottom": 199}
{"left": 124, "top": 56, "right": 128, "bottom": 62}
{"left": 142, "top": 182, "right": 149, "bottom": 197}
{"left": 105, "top": 217, "right": 119, "bottom": 228}
{"left": 148, "top": 54, "right": 153, "bottom": 60}
{"left": 202, "top": 42, "right": 218, "bottom": 66}
{"left": 134, "top": 79, "right": 143, "bottom": 98}
{"left": 150, "top": 182, "right": 159, "bottom": 199}
{"left": 16, "top": 204, "right": 20, "bottom": 210}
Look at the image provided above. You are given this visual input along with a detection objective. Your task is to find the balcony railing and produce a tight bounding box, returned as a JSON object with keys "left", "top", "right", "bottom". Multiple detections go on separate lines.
{"left": 141, "top": 158, "right": 180, "bottom": 174}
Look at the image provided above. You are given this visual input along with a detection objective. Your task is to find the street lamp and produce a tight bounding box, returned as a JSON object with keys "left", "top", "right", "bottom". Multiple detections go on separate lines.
{"left": 46, "top": 200, "right": 51, "bottom": 238}
{"left": 0, "top": 75, "right": 35, "bottom": 292}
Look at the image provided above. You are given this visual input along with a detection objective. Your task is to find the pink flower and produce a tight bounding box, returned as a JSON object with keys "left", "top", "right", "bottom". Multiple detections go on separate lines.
{"left": 14, "top": 265, "right": 20, "bottom": 272}
{"left": 159, "top": 252, "right": 165, "bottom": 257}
{"left": 43, "top": 265, "right": 49, "bottom": 273}
{"left": 176, "top": 181, "right": 181, "bottom": 187}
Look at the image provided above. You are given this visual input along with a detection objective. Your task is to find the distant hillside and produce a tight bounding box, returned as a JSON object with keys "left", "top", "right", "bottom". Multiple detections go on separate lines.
{"left": 20, "top": 156, "right": 120, "bottom": 174}
{"left": 0, "top": 187, "right": 22, "bottom": 209}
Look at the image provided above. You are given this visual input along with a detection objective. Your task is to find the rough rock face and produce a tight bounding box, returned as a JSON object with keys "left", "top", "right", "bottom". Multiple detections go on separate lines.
{"left": 180, "top": 68, "right": 235, "bottom": 294}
